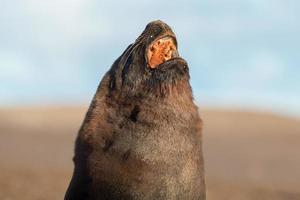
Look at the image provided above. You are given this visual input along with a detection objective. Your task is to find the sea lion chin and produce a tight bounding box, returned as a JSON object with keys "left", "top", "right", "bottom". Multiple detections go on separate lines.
{"left": 65, "top": 20, "right": 206, "bottom": 200}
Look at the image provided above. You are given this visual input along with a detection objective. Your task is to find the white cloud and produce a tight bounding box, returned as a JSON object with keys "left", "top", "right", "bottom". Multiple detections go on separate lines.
{"left": 21, "top": 0, "right": 113, "bottom": 45}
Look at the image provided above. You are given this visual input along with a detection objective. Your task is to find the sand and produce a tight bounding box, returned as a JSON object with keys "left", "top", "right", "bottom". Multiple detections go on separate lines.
{"left": 0, "top": 106, "right": 299, "bottom": 200}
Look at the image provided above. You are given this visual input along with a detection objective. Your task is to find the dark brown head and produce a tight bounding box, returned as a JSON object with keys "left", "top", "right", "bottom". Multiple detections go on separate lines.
{"left": 108, "top": 20, "right": 191, "bottom": 99}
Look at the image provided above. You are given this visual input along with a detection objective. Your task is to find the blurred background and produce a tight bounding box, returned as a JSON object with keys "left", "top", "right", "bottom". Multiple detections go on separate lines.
{"left": 0, "top": 0, "right": 299, "bottom": 199}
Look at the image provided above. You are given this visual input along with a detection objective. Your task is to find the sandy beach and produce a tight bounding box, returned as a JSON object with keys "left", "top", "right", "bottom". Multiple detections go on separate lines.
{"left": 0, "top": 107, "right": 299, "bottom": 200}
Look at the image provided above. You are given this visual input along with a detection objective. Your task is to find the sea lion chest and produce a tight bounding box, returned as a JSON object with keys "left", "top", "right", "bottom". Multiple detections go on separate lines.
{"left": 86, "top": 97, "right": 203, "bottom": 199}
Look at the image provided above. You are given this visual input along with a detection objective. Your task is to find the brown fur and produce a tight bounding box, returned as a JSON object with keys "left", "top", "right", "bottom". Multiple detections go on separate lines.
{"left": 65, "top": 20, "right": 206, "bottom": 200}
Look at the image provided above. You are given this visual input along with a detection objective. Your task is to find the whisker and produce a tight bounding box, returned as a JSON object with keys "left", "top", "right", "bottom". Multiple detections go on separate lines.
{"left": 120, "top": 36, "right": 145, "bottom": 66}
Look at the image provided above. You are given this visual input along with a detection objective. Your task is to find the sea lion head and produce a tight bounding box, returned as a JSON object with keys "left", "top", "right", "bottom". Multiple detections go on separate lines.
{"left": 108, "top": 20, "right": 191, "bottom": 99}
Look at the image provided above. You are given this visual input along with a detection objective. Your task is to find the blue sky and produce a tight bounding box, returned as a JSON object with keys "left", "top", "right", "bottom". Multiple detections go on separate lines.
{"left": 0, "top": 0, "right": 299, "bottom": 117}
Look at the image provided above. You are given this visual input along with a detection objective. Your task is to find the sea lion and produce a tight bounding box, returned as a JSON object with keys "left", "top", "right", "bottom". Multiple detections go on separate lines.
{"left": 65, "top": 20, "right": 205, "bottom": 200}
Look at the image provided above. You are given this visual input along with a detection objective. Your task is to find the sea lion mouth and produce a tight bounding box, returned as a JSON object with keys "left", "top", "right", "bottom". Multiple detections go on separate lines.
{"left": 146, "top": 36, "right": 178, "bottom": 69}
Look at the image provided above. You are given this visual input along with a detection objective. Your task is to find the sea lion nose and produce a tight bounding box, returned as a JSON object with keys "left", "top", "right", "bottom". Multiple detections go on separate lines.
{"left": 145, "top": 20, "right": 170, "bottom": 33}
{"left": 146, "top": 20, "right": 165, "bottom": 28}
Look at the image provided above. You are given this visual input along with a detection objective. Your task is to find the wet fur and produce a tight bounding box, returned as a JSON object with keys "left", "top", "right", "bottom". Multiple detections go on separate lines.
{"left": 65, "top": 20, "right": 206, "bottom": 200}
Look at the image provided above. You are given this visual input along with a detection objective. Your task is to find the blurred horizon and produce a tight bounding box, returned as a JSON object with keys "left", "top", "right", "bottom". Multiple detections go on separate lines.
{"left": 1, "top": 0, "right": 300, "bottom": 118}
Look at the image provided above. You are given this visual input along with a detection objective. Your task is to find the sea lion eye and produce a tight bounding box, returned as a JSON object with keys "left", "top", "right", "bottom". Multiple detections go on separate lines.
{"left": 147, "top": 36, "right": 177, "bottom": 69}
